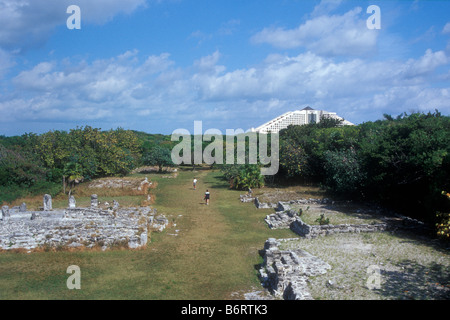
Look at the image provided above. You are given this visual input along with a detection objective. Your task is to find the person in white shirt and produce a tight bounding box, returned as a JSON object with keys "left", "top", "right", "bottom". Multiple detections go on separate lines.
{"left": 193, "top": 178, "right": 197, "bottom": 190}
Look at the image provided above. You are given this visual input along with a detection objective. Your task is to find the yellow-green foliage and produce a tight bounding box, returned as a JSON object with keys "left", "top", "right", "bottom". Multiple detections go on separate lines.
{"left": 436, "top": 191, "right": 450, "bottom": 241}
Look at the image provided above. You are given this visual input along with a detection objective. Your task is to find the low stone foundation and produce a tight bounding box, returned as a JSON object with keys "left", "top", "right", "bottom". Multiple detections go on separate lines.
{"left": 257, "top": 198, "right": 432, "bottom": 300}
{"left": 290, "top": 219, "right": 388, "bottom": 238}
{"left": 240, "top": 194, "right": 255, "bottom": 203}
{"left": 264, "top": 209, "right": 299, "bottom": 229}
{"left": 254, "top": 198, "right": 332, "bottom": 210}
{"left": 254, "top": 197, "right": 277, "bottom": 209}
{"left": 0, "top": 206, "right": 168, "bottom": 251}
{"left": 266, "top": 201, "right": 432, "bottom": 241}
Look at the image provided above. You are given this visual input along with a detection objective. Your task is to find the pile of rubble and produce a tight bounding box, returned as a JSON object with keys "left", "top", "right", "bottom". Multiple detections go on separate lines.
{"left": 259, "top": 238, "right": 331, "bottom": 300}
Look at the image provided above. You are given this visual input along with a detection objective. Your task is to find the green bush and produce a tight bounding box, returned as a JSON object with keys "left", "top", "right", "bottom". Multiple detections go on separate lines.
{"left": 315, "top": 214, "right": 330, "bottom": 225}
{"left": 221, "top": 164, "right": 264, "bottom": 190}
{"left": 436, "top": 192, "right": 450, "bottom": 241}
{"left": 323, "top": 148, "right": 365, "bottom": 196}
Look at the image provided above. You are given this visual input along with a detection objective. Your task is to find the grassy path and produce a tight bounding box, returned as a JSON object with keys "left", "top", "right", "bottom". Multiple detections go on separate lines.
{"left": 0, "top": 169, "right": 294, "bottom": 300}
{"left": 136, "top": 168, "right": 294, "bottom": 299}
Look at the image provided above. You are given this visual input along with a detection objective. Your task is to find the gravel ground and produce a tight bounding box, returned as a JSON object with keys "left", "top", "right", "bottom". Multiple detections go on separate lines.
{"left": 280, "top": 230, "right": 450, "bottom": 300}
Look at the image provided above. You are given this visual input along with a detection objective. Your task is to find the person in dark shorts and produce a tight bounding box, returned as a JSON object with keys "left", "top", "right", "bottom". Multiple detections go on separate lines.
{"left": 204, "top": 189, "right": 210, "bottom": 205}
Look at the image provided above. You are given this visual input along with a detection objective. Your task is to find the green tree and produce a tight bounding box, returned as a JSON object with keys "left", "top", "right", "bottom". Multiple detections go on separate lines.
{"left": 278, "top": 123, "right": 360, "bottom": 182}
{"left": 279, "top": 140, "right": 307, "bottom": 178}
{"left": 143, "top": 146, "right": 174, "bottom": 172}
{"left": 323, "top": 148, "right": 365, "bottom": 196}
{"left": 357, "top": 111, "right": 450, "bottom": 220}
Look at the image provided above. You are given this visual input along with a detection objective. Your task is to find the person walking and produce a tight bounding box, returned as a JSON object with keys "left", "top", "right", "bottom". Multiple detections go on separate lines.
{"left": 193, "top": 178, "right": 197, "bottom": 190}
{"left": 204, "top": 189, "right": 210, "bottom": 205}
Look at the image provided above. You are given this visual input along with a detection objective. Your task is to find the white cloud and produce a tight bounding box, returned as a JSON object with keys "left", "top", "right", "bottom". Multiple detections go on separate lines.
{"left": 251, "top": 7, "right": 378, "bottom": 57}
{"left": 402, "top": 49, "right": 448, "bottom": 78}
{"left": 193, "top": 51, "right": 225, "bottom": 74}
{"left": 443, "top": 22, "right": 450, "bottom": 35}
{"left": 190, "top": 48, "right": 449, "bottom": 123}
{"left": 311, "top": 0, "right": 343, "bottom": 17}
{"left": 1, "top": 46, "right": 449, "bottom": 131}
{"left": 0, "top": 0, "right": 147, "bottom": 50}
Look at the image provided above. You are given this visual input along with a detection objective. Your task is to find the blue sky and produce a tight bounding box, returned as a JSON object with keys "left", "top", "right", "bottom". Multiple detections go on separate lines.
{"left": 0, "top": 0, "right": 449, "bottom": 136}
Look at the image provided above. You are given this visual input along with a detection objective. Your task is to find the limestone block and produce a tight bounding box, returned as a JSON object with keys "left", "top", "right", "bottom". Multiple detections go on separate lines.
{"left": 69, "top": 196, "right": 76, "bottom": 209}
{"left": 91, "top": 194, "right": 98, "bottom": 208}
{"left": 43, "top": 194, "right": 52, "bottom": 211}
{"left": 2, "top": 206, "right": 10, "bottom": 220}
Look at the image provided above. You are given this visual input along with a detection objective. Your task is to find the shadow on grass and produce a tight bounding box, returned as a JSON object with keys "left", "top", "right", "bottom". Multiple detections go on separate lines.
{"left": 202, "top": 173, "right": 233, "bottom": 190}
{"left": 178, "top": 165, "right": 213, "bottom": 172}
{"left": 377, "top": 260, "right": 450, "bottom": 300}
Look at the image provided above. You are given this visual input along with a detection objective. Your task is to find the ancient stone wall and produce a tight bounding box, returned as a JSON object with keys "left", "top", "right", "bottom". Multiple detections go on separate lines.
{"left": 264, "top": 201, "right": 388, "bottom": 238}
{"left": 290, "top": 219, "right": 388, "bottom": 239}
{"left": 254, "top": 197, "right": 277, "bottom": 209}
{"left": 0, "top": 195, "right": 168, "bottom": 251}
{"left": 257, "top": 198, "right": 430, "bottom": 300}
{"left": 259, "top": 238, "right": 331, "bottom": 300}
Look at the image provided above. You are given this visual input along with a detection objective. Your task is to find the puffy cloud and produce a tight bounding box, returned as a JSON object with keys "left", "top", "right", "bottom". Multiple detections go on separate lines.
{"left": 0, "top": 0, "right": 147, "bottom": 50}
{"left": 1, "top": 45, "right": 449, "bottom": 132}
{"left": 311, "top": 0, "right": 343, "bottom": 17}
{"left": 3, "top": 51, "right": 179, "bottom": 124}
{"left": 401, "top": 49, "right": 448, "bottom": 78}
{"left": 443, "top": 22, "right": 450, "bottom": 35}
{"left": 189, "top": 48, "right": 449, "bottom": 125}
{"left": 251, "top": 7, "right": 378, "bottom": 57}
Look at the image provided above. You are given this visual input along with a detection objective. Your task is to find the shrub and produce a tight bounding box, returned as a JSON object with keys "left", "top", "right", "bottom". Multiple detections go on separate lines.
{"left": 315, "top": 214, "right": 330, "bottom": 225}
{"left": 221, "top": 164, "right": 265, "bottom": 190}
{"left": 436, "top": 191, "right": 450, "bottom": 241}
{"left": 322, "top": 148, "right": 365, "bottom": 197}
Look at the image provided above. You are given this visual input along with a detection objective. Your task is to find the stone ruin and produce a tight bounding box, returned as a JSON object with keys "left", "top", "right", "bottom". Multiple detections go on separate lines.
{"left": 264, "top": 201, "right": 389, "bottom": 238}
{"left": 43, "top": 194, "right": 52, "bottom": 211}
{"left": 0, "top": 194, "right": 169, "bottom": 251}
{"left": 69, "top": 196, "right": 76, "bottom": 209}
{"left": 259, "top": 238, "right": 331, "bottom": 300}
{"left": 240, "top": 195, "right": 430, "bottom": 300}
{"left": 91, "top": 194, "right": 98, "bottom": 208}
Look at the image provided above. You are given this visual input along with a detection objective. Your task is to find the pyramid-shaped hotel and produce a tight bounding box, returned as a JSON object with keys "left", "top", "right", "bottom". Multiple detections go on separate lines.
{"left": 251, "top": 107, "right": 354, "bottom": 134}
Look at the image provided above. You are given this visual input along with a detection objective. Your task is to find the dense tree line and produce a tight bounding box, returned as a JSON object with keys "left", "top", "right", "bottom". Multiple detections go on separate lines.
{"left": 2, "top": 112, "right": 449, "bottom": 236}
{"left": 0, "top": 127, "right": 173, "bottom": 204}
{"left": 277, "top": 111, "right": 450, "bottom": 226}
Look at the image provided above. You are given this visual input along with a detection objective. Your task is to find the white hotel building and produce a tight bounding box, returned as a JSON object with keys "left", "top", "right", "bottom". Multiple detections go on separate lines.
{"left": 250, "top": 107, "right": 354, "bottom": 134}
